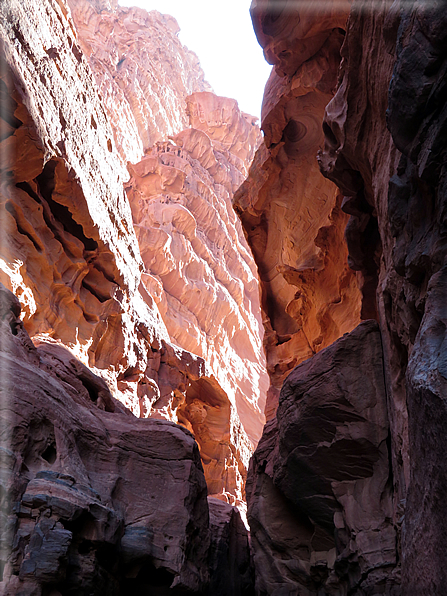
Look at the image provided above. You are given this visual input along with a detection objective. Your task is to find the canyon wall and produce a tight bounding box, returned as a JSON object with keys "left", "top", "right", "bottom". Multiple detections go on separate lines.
{"left": 320, "top": 1, "right": 447, "bottom": 592}
{"left": 234, "top": 0, "right": 362, "bottom": 419}
{"left": 67, "top": 0, "right": 212, "bottom": 164}
{"left": 0, "top": 0, "right": 268, "bottom": 591}
{"left": 125, "top": 90, "right": 267, "bottom": 504}
{"left": 0, "top": 282, "right": 254, "bottom": 595}
{"left": 246, "top": 0, "right": 447, "bottom": 594}
{"left": 0, "top": 0, "right": 268, "bottom": 512}
{"left": 2, "top": 0, "right": 446, "bottom": 593}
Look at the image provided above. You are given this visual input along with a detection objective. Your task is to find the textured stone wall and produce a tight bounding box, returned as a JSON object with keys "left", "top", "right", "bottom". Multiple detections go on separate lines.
{"left": 234, "top": 0, "right": 362, "bottom": 419}
{"left": 124, "top": 91, "right": 269, "bottom": 505}
{"left": 0, "top": 282, "right": 254, "bottom": 595}
{"left": 0, "top": 0, "right": 266, "bottom": 590}
{"left": 246, "top": 0, "right": 447, "bottom": 593}
{"left": 67, "top": 0, "right": 212, "bottom": 164}
{"left": 0, "top": 0, "right": 266, "bottom": 516}
{"left": 320, "top": 1, "right": 447, "bottom": 592}
{"left": 247, "top": 321, "right": 398, "bottom": 594}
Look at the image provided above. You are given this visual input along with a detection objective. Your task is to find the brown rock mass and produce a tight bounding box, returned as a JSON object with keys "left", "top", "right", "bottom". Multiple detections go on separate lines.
{"left": 247, "top": 321, "right": 398, "bottom": 594}
{"left": 319, "top": 0, "right": 447, "bottom": 591}
{"left": 0, "top": 283, "right": 210, "bottom": 595}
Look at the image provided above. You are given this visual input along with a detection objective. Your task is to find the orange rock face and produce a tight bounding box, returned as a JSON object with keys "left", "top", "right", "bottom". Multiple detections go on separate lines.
{"left": 0, "top": 0, "right": 267, "bottom": 507}
{"left": 234, "top": 0, "right": 361, "bottom": 418}
{"left": 125, "top": 91, "right": 268, "bottom": 503}
{"left": 67, "top": 0, "right": 212, "bottom": 164}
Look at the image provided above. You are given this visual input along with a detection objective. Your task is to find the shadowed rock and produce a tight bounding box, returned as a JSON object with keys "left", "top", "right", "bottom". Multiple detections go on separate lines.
{"left": 0, "top": 283, "right": 211, "bottom": 595}
{"left": 247, "top": 321, "right": 399, "bottom": 595}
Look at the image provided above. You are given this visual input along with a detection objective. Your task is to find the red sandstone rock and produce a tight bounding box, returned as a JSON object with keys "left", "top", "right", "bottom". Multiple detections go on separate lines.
{"left": 0, "top": 0, "right": 268, "bottom": 508}
{"left": 125, "top": 91, "right": 268, "bottom": 505}
{"left": 234, "top": 4, "right": 361, "bottom": 418}
{"left": 0, "top": 283, "right": 210, "bottom": 595}
{"left": 250, "top": 0, "right": 353, "bottom": 77}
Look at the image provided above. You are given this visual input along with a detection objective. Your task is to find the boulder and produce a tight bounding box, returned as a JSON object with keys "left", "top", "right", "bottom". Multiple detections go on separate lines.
{"left": 247, "top": 321, "right": 399, "bottom": 595}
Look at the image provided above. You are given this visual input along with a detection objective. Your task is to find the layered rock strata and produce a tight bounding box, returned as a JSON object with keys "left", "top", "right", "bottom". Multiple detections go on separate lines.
{"left": 234, "top": 0, "right": 362, "bottom": 419}
{"left": 0, "top": 0, "right": 267, "bottom": 516}
{"left": 0, "top": 282, "right": 253, "bottom": 595}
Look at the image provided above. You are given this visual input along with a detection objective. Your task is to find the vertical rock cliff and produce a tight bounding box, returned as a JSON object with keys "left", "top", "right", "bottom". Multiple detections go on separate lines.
{"left": 0, "top": 0, "right": 268, "bottom": 513}
{"left": 2, "top": 0, "right": 446, "bottom": 593}
{"left": 234, "top": 0, "right": 362, "bottom": 419}
{"left": 66, "top": 0, "right": 212, "bottom": 164}
{"left": 246, "top": 0, "right": 447, "bottom": 594}
{"left": 0, "top": 0, "right": 266, "bottom": 592}
{"left": 319, "top": 1, "right": 447, "bottom": 592}
{"left": 125, "top": 90, "right": 267, "bottom": 502}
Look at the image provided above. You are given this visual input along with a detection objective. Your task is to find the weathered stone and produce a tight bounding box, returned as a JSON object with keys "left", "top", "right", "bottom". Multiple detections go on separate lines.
{"left": 124, "top": 90, "right": 268, "bottom": 504}
{"left": 235, "top": 1, "right": 362, "bottom": 418}
{"left": 247, "top": 321, "right": 399, "bottom": 595}
{"left": 318, "top": 0, "right": 447, "bottom": 591}
{"left": 0, "top": 282, "right": 210, "bottom": 595}
{"left": 207, "top": 497, "right": 254, "bottom": 596}
{"left": 0, "top": 0, "right": 268, "bottom": 508}
{"left": 67, "top": 0, "right": 212, "bottom": 164}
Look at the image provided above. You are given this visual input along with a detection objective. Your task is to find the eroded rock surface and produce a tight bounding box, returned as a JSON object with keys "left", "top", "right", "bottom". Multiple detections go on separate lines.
{"left": 244, "top": 0, "right": 447, "bottom": 593}
{"left": 0, "top": 283, "right": 210, "bottom": 595}
{"left": 1, "top": 278, "right": 255, "bottom": 594}
{"left": 125, "top": 91, "right": 268, "bottom": 505}
{"left": 247, "top": 321, "right": 398, "bottom": 595}
{"left": 0, "top": 0, "right": 268, "bottom": 508}
{"left": 0, "top": 0, "right": 166, "bottom": 385}
{"left": 318, "top": 1, "right": 447, "bottom": 591}
{"left": 234, "top": 0, "right": 361, "bottom": 419}
{"left": 67, "top": 0, "right": 212, "bottom": 164}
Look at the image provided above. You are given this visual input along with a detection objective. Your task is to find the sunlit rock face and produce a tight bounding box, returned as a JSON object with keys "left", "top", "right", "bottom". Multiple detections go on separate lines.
{"left": 0, "top": 0, "right": 268, "bottom": 511}
{"left": 125, "top": 91, "right": 268, "bottom": 504}
{"left": 67, "top": 0, "right": 269, "bottom": 505}
{"left": 67, "top": 0, "right": 212, "bottom": 165}
{"left": 0, "top": 0, "right": 167, "bottom": 387}
{"left": 234, "top": 0, "right": 361, "bottom": 418}
{"left": 318, "top": 1, "right": 447, "bottom": 591}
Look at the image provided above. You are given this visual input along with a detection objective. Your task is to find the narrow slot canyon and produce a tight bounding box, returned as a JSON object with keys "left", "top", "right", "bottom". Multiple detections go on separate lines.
{"left": 0, "top": 0, "right": 446, "bottom": 594}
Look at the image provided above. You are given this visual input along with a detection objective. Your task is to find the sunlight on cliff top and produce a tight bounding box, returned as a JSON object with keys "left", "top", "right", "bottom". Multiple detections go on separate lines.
{"left": 118, "top": 0, "right": 272, "bottom": 121}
